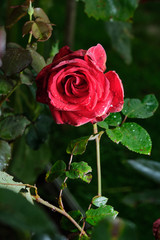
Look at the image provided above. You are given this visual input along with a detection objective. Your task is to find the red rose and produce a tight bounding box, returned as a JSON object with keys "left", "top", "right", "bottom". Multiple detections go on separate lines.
{"left": 153, "top": 218, "right": 160, "bottom": 240}
{"left": 36, "top": 44, "right": 124, "bottom": 126}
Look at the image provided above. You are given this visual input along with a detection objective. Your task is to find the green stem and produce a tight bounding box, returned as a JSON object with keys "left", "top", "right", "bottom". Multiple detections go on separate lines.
{"left": 59, "top": 154, "right": 73, "bottom": 210}
{"left": 93, "top": 123, "right": 102, "bottom": 196}
{"left": 33, "top": 195, "right": 88, "bottom": 237}
{"left": 0, "top": 81, "right": 20, "bottom": 108}
{"left": 28, "top": 0, "right": 33, "bottom": 44}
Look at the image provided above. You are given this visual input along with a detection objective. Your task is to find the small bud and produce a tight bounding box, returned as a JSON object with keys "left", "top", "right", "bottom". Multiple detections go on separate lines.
{"left": 28, "top": 1, "right": 34, "bottom": 20}
{"left": 153, "top": 218, "right": 160, "bottom": 240}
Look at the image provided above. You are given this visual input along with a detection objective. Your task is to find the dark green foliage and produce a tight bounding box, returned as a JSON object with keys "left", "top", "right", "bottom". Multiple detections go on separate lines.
{"left": 0, "top": 188, "right": 57, "bottom": 235}
{"left": 0, "top": 115, "right": 30, "bottom": 141}
{"left": 66, "top": 136, "right": 90, "bottom": 155}
{"left": 86, "top": 205, "right": 118, "bottom": 226}
{"left": 66, "top": 161, "right": 92, "bottom": 183}
{"left": 0, "top": 141, "right": 11, "bottom": 171}
{"left": 122, "top": 94, "right": 159, "bottom": 118}
{"left": 82, "top": 0, "right": 139, "bottom": 21}
{"left": 91, "top": 218, "right": 138, "bottom": 240}
{"left": 61, "top": 210, "right": 83, "bottom": 232}
{"left": 46, "top": 160, "right": 66, "bottom": 182}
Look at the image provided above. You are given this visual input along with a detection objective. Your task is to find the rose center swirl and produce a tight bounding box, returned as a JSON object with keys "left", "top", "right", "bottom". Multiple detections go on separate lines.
{"left": 63, "top": 73, "right": 89, "bottom": 98}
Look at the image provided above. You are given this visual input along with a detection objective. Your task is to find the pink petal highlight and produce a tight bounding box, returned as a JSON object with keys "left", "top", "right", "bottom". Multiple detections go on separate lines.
{"left": 105, "top": 71, "right": 124, "bottom": 113}
{"left": 85, "top": 44, "right": 107, "bottom": 72}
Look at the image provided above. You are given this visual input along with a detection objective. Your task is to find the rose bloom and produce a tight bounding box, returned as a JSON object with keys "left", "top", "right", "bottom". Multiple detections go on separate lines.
{"left": 36, "top": 44, "right": 124, "bottom": 126}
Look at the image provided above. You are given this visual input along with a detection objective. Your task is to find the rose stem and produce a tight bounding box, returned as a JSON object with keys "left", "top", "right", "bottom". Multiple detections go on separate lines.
{"left": 0, "top": 81, "right": 20, "bottom": 108}
{"left": 0, "top": 182, "right": 87, "bottom": 237}
{"left": 33, "top": 195, "right": 88, "bottom": 237}
{"left": 28, "top": 1, "right": 33, "bottom": 44}
{"left": 93, "top": 123, "right": 102, "bottom": 196}
{"left": 59, "top": 154, "right": 73, "bottom": 210}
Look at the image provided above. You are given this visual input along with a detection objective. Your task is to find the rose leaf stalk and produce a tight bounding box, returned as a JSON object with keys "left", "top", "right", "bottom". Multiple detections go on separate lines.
{"left": 0, "top": 182, "right": 88, "bottom": 237}
{"left": 93, "top": 123, "right": 102, "bottom": 197}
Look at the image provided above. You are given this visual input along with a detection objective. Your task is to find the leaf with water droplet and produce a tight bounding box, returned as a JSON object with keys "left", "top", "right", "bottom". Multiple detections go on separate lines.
{"left": 122, "top": 94, "right": 159, "bottom": 119}
{"left": 92, "top": 196, "right": 108, "bottom": 207}
{"left": 106, "top": 123, "right": 152, "bottom": 155}
{"left": 98, "top": 112, "right": 122, "bottom": 129}
{"left": 86, "top": 205, "right": 118, "bottom": 226}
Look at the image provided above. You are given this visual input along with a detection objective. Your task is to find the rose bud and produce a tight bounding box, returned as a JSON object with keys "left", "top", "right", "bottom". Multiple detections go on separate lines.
{"left": 153, "top": 218, "right": 160, "bottom": 240}
{"left": 36, "top": 44, "right": 124, "bottom": 126}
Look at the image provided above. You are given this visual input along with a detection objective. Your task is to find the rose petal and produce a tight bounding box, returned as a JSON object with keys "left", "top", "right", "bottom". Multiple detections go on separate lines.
{"left": 85, "top": 44, "right": 107, "bottom": 72}
{"left": 52, "top": 46, "right": 86, "bottom": 66}
{"left": 105, "top": 71, "right": 124, "bottom": 113}
{"left": 49, "top": 105, "right": 91, "bottom": 126}
{"left": 52, "top": 46, "right": 72, "bottom": 64}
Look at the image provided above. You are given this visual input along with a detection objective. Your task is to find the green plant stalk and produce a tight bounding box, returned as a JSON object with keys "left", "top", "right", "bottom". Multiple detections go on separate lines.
{"left": 59, "top": 154, "right": 73, "bottom": 210}
{"left": 0, "top": 81, "right": 20, "bottom": 108}
{"left": 0, "top": 182, "right": 87, "bottom": 237}
{"left": 93, "top": 123, "right": 102, "bottom": 196}
{"left": 28, "top": 0, "right": 34, "bottom": 44}
{"left": 33, "top": 195, "right": 88, "bottom": 237}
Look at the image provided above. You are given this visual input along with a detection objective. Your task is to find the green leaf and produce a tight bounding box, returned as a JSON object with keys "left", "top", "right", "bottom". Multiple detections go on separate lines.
{"left": 105, "top": 112, "right": 122, "bottom": 126}
{"left": 22, "top": 21, "right": 34, "bottom": 37}
{"left": 106, "top": 127, "right": 123, "bottom": 144}
{"left": 32, "top": 20, "right": 52, "bottom": 42}
{"left": 106, "top": 123, "right": 152, "bottom": 155}
{"left": 6, "top": 5, "right": 28, "bottom": 28}
{"left": 66, "top": 136, "right": 90, "bottom": 155}
{"left": 46, "top": 160, "right": 66, "bottom": 182}
{"left": 20, "top": 68, "right": 33, "bottom": 85}
{"left": 0, "top": 171, "right": 33, "bottom": 204}
{"left": 127, "top": 159, "right": 160, "bottom": 183}
{"left": 27, "top": 47, "right": 46, "bottom": 74}
{"left": 0, "top": 77, "right": 12, "bottom": 96}
{"left": 122, "top": 94, "right": 159, "bottom": 118}
{"left": 98, "top": 112, "right": 122, "bottom": 129}
{"left": 106, "top": 21, "right": 132, "bottom": 64}
{"left": 91, "top": 217, "right": 137, "bottom": 240}
{"left": 0, "top": 141, "right": 11, "bottom": 171}
{"left": 0, "top": 188, "right": 57, "bottom": 235}
{"left": 122, "top": 189, "right": 160, "bottom": 207}
{"left": 61, "top": 210, "right": 83, "bottom": 232}
{"left": 97, "top": 121, "right": 109, "bottom": 130}
{"left": 66, "top": 161, "right": 92, "bottom": 183}
{"left": 0, "top": 171, "right": 24, "bottom": 192}
{"left": 34, "top": 8, "right": 51, "bottom": 23}
{"left": 10, "top": 136, "right": 51, "bottom": 183}
{"left": 86, "top": 205, "right": 118, "bottom": 226}
{"left": 83, "top": 0, "right": 139, "bottom": 21}
{"left": 26, "top": 115, "right": 53, "bottom": 150}
{"left": 2, "top": 47, "right": 32, "bottom": 76}
{"left": 0, "top": 115, "right": 30, "bottom": 141}
{"left": 92, "top": 196, "right": 108, "bottom": 207}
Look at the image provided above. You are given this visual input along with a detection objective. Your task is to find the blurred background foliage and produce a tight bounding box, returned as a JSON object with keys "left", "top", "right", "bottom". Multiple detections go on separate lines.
{"left": 0, "top": 0, "right": 160, "bottom": 239}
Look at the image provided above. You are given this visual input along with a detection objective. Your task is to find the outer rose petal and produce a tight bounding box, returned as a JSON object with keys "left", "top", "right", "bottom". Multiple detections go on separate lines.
{"left": 85, "top": 44, "right": 107, "bottom": 72}
{"left": 52, "top": 46, "right": 72, "bottom": 64}
{"left": 52, "top": 46, "right": 86, "bottom": 66}
{"left": 49, "top": 104, "right": 91, "bottom": 126}
{"left": 105, "top": 71, "right": 124, "bottom": 113}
